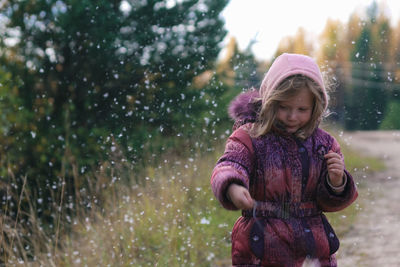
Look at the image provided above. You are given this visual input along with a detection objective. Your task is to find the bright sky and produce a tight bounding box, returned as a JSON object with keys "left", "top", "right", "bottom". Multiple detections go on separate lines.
{"left": 221, "top": 0, "right": 400, "bottom": 61}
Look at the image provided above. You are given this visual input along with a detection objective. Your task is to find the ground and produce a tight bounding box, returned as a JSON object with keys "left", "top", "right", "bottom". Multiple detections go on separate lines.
{"left": 337, "top": 131, "right": 400, "bottom": 267}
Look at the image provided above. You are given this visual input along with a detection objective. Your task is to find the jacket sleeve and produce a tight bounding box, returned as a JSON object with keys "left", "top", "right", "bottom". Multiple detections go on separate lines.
{"left": 210, "top": 128, "right": 254, "bottom": 210}
{"left": 316, "top": 136, "right": 358, "bottom": 212}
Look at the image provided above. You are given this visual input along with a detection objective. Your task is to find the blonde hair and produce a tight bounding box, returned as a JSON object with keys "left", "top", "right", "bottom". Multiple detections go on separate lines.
{"left": 250, "top": 75, "right": 327, "bottom": 140}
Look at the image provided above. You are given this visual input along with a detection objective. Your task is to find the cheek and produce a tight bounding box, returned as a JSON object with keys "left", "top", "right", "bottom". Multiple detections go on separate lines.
{"left": 301, "top": 112, "right": 312, "bottom": 123}
{"left": 276, "top": 110, "right": 285, "bottom": 120}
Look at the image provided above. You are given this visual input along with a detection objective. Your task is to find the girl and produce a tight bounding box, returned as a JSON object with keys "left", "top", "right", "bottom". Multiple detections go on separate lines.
{"left": 211, "top": 53, "right": 358, "bottom": 267}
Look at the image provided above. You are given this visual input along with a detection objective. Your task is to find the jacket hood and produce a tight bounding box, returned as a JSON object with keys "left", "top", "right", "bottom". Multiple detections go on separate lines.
{"left": 260, "top": 53, "right": 328, "bottom": 110}
{"left": 228, "top": 89, "right": 260, "bottom": 129}
{"left": 228, "top": 53, "right": 328, "bottom": 131}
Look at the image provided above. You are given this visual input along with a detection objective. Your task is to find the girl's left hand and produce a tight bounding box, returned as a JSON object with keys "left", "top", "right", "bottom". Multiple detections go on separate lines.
{"left": 324, "top": 150, "right": 344, "bottom": 186}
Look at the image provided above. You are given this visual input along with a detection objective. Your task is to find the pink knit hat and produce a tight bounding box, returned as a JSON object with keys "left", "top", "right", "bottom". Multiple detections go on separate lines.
{"left": 259, "top": 53, "right": 328, "bottom": 110}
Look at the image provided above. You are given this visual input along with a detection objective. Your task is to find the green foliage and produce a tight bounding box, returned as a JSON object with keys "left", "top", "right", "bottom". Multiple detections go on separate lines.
{"left": 379, "top": 101, "right": 400, "bottom": 129}
{"left": 344, "top": 61, "right": 388, "bottom": 130}
{"left": 344, "top": 2, "right": 392, "bottom": 130}
{"left": 345, "top": 26, "right": 387, "bottom": 130}
{"left": 0, "top": 0, "right": 229, "bottom": 222}
{"left": 230, "top": 42, "right": 263, "bottom": 89}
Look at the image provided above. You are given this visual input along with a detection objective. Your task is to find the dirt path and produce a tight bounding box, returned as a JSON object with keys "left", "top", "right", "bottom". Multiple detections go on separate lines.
{"left": 337, "top": 131, "right": 400, "bottom": 267}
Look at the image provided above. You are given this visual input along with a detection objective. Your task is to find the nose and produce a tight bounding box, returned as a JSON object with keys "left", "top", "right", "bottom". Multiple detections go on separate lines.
{"left": 287, "top": 110, "right": 297, "bottom": 121}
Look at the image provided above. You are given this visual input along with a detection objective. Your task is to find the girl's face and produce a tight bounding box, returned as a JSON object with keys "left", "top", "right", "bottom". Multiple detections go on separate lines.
{"left": 276, "top": 87, "right": 314, "bottom": 134}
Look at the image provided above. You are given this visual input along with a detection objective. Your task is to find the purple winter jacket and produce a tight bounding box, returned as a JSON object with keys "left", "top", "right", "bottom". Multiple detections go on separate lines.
{"left": 211, "top": 90, "right": 358, "bottom": 267}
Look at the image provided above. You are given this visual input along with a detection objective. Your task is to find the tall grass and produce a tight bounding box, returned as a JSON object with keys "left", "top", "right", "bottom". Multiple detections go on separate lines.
{"left": 1, "top": 145, "right": 239, "bottom": 266}
{"left": 56, "top": 152, "right": 239, "bottom": 266}
{"left": 1, "top": 130, "right": 385, "bottom": 266}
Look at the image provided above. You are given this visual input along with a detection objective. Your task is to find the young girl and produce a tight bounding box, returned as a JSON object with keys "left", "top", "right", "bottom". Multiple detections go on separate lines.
{"left": 211, "top": 53, "right": 358, "bottom": 267}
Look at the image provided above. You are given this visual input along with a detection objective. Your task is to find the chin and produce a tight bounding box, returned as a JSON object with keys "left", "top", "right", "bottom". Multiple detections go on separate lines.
{"left": 285, "top": 128, "right": 299, "bottom": 133}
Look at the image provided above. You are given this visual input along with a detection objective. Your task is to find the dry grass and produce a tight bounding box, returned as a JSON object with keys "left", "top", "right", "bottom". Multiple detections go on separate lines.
{"left": 1, "top": 146, "right": 238, "bottom": 266}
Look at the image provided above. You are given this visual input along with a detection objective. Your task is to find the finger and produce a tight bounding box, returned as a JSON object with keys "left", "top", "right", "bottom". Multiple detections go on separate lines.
{"left": 324, "top": 153, "right": 341, "bottom": 160}
{"left": 326, "top": 158, "right": 342, "bottom": 166}
{"left": 324, "top": 150, "right": 342, "bottom": 157}
{"left": 328, "top": 170, "right": 343, "bottom": 177}
{"left": 239, "top": 199, "right": 253, "bottom": 210}
{"left": 232, "top": 191, "right": 250, "bottom": 210}
{"left": 324, "top": 150, "right": 334, "bottom": 155}
{"left": 328, "top": 168, "right": 344, "bottom": 176}
{"left": 327, "top": 163, "right": 344, "bottom": 172}
{"left": 233, "top": 198, "right": 247, "bottom": 210}
{"left": 327, "top": 165, "right": 344, "bottom": 174}
{"left": 326, "top": 155, "right": 343, "bottom": 164}
{"left": 326, "top": 160, "right": 344, "bottom": 167}
{"left": 243, "top": 190, "right": 254, "bottom": 209}
{"left": 327, "top": 161, "right": 344, "bottom": 169}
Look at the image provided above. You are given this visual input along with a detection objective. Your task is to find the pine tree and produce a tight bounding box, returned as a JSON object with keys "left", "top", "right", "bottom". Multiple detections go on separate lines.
{"left": 0, "top": 0, "right": 229, "bottom": 220}
{"left": 345, "top": 1, "right": 389, "bottom": 130}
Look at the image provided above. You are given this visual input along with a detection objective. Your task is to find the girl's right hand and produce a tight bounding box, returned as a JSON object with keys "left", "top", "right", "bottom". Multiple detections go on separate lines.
{"left": 227, "top": 183, "right": 254, "bottom": 210}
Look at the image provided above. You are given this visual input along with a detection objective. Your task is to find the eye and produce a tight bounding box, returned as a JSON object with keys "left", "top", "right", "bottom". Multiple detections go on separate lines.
{"left": 279, "top": 105, "right": 288, "bottom": 110}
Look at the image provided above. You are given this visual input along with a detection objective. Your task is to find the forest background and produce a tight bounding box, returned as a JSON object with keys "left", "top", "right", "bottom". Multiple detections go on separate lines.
{"left": 0, "top": 0, "right": 398, "bottom": 265}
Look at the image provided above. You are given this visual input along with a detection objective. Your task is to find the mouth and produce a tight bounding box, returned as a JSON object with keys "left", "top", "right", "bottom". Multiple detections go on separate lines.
{"left": 276, "top": 121, "right": 298, "bottom": 132}
{"left": 284, "top": 125, "right": 299, "bottom": 132}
